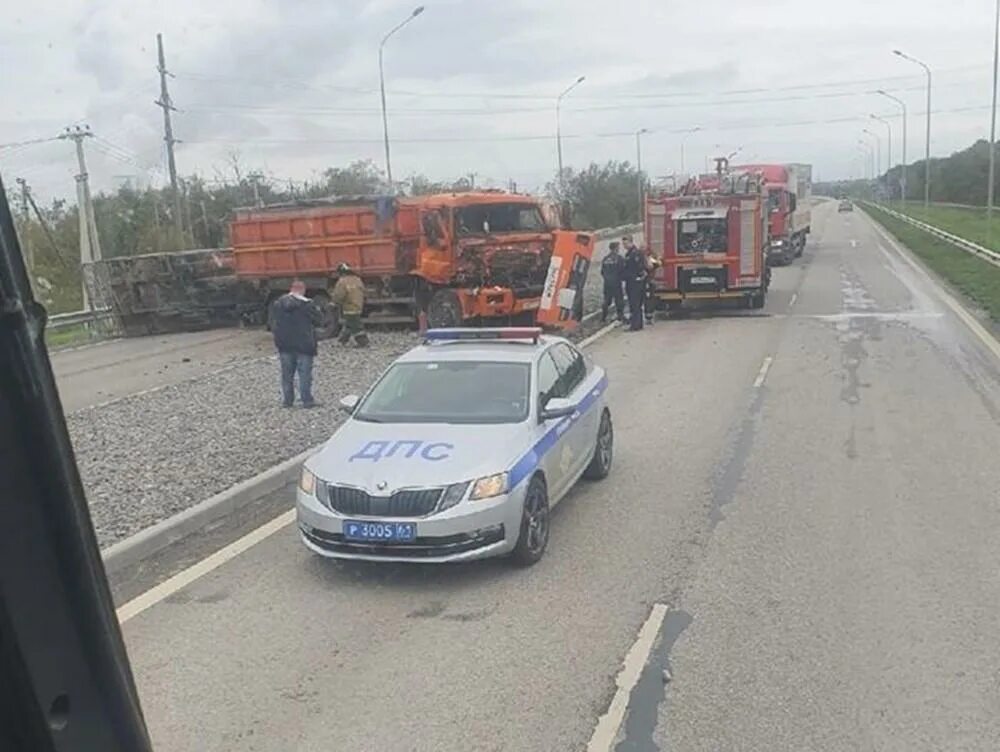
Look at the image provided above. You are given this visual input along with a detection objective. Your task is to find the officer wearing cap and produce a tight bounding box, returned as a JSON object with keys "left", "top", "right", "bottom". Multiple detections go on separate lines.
{"left": 331, "top": 262, "right": 369, "bottom": 347}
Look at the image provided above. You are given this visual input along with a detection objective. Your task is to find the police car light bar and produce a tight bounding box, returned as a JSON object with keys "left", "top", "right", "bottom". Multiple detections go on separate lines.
{"left": 424, "top": 327, "right": 542, "bottom": 344}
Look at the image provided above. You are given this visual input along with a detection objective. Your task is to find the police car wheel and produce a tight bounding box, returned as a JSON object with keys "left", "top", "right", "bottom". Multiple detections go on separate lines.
{"left": 583, "top": 409, "right": 613, "bottom": 480}
{"left": 511, "top": 476, "right": 549, "bottom": 566}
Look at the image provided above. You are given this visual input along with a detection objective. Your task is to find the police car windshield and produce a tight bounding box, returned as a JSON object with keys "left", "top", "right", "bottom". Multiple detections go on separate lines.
{"left": 355, "top": 360, "right": 531, "bottom": 424}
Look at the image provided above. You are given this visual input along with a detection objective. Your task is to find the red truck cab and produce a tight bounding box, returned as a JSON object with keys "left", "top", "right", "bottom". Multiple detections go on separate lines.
{"left": 732, "top": 163, "right": 812, "bottom": 265}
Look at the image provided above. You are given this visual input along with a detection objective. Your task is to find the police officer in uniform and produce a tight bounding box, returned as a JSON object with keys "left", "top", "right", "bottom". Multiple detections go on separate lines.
{"left": 600, "top": 241, "right": 626, "bottom": 323}
{"left": 622, "top": 235, "right": 646, "bottom": 331}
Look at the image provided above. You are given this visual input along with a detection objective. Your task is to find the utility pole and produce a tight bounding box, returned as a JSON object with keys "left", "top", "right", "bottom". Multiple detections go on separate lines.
{"left": 14, "top": 178, "right": 34, "bottom": 274}
{"left": 248, "top": 172, "right": 263, "bottom": 207}
{"left": 199, "top": 200, "right": 210, "bottom": 247}
{"left": 60, "top": 124, "right": 102, "bottom": 309}
{"left": 182, "top": 180, "right": 195, "bottom": 245}
{"left": 989, "top": 0, "right": 1000, "bottom": 242}
{"left": 156, "top": 32, "right": 185, "bottom": 246}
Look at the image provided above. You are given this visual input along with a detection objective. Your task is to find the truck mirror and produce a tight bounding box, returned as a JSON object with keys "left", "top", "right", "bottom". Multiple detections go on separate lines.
{"left": 788, "top": 194, "right": 797, "bottom": 212}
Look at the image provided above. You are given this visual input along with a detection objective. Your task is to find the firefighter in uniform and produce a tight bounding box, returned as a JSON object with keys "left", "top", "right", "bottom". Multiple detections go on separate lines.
{"left": 331, "top": 262, "right": 369, "bottom": 347}
{"left": 622, "top": 235, "right": 646, "bottom": 332}
{"left": 600, "top": 241, "right": 626, "bottom": 323}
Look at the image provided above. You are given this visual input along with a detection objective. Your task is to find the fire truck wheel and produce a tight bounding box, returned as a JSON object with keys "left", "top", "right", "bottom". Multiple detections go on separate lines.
{"left": 750, "top": 291, "right": 766, "bottom": 309}
{"left": 427, "top": 289, "right": 464, "bottom": 329}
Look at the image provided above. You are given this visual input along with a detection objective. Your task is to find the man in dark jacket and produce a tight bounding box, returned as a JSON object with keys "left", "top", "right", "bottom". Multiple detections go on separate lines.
{"left": 622, "top": 235, "right": 646, "bottom": 331}
{"left": 270, "top": 280, "right": 321, "bottom": 407}
{"left": 600, "top": 241, "right": 626, "bottom": 323}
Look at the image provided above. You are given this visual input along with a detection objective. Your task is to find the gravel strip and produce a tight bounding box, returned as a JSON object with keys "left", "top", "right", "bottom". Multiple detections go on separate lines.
{"left": 69, "top": 332, "right": 415, "bottom": 547}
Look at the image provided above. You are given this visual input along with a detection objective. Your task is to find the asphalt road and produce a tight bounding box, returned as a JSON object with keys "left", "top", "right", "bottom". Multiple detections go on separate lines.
{"left": 51, "top": 328, "right": 273, "bottom": 412}
{"left": 118, "top": 202, "right": 1000, "bottom": 751}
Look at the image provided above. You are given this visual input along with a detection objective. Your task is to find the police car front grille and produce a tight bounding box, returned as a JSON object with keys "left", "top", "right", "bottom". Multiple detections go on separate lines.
{"left": 322, "top": 485, "right": 443, "bottom": 517}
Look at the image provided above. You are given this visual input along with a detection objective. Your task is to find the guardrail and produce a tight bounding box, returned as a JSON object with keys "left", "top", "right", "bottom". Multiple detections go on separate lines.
{"left": 863, "top": 202, "right": 1000, "bottom": 270}
{"left": 48, "top": 308, "right": 114, "bottom": 332}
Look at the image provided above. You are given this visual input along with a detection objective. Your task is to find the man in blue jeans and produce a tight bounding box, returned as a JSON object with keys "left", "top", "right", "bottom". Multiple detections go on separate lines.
{"left": 270, "top": 280, "right": 321, "bottom": 407}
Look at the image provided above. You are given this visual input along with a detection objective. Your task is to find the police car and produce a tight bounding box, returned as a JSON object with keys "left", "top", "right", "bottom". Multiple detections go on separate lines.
{"left": 296, "top": 328, "right": 612, "bottom": 565}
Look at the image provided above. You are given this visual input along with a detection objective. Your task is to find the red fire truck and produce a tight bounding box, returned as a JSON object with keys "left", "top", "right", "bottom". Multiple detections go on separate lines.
{"left": 645, "top": 164, "right": 770, "bottom": 311}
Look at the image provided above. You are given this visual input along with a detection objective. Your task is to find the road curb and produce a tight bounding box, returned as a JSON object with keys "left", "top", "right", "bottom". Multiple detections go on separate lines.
{"left": 101, "top": 444, "right": 320, "bottom": 575}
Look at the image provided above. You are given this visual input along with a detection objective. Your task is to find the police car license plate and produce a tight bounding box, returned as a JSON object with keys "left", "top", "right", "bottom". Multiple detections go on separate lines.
{"left": 343, "top": 520, "right": 416, "bottom": 543}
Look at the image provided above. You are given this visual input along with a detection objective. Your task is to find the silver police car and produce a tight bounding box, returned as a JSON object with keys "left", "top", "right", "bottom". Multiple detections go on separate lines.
{"left": 296, "top": 328, "right": 612, "bottom": 565}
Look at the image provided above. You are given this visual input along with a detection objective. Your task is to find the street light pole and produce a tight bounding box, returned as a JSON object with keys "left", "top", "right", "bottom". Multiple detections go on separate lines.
{"left": 988, "top": 0, "right": 1000, "bottom": 240}
{"left": 894, "top": 49, "right": 932, "bottom": 208}
{"left": 862, "top": 128, "right": 881, "bottom": 179}
{"left": 635, "top": 128, "right": 648, "bottom": 221}
{"left": 877, "top": 89, "right": 907, "bottom": 203}
{"left": 870, "top": 114, "right": 892, "bottom": 188}
{"left": 379, "top": 6, "right": 425, "bottom": 193}
{"left": 556, "top": 75, "right": 586, "bottom": 187}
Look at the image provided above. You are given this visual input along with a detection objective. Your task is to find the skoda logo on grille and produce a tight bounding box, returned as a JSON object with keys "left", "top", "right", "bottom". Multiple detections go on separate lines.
{"left": 376, "top": 480, "right": 388, "bottom": 491}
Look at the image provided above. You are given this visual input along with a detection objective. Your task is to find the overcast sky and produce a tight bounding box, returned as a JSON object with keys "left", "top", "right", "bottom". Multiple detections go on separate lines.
{"left": 2, "top": 0, "right": 998, "bottom": 202}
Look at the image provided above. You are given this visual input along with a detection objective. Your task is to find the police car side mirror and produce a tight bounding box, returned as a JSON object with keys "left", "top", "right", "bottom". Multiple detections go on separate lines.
{"left": 540, "top": 397, "right": 575, "bottom": 421}
{"left": 339, "top": 395, "right": 360, "bottom": 413}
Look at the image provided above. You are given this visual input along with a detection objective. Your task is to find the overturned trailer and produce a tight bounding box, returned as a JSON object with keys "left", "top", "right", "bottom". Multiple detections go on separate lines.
{"left": 84, "top": 248, "right": 259, "bottom": 337}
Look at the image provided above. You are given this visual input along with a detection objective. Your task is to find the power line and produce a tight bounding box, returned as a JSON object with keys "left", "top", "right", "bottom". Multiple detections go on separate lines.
{"left": 0, "top": 135, "right": 62, "bottom": 151}
{"left": 179, "top": 78, "right": 981, "bottom": 120}
{"left": 170, "top": 63, "right": 984, "bottom": 102}
{"left": 178, "top": 103, "right": 992, "bottom": 148}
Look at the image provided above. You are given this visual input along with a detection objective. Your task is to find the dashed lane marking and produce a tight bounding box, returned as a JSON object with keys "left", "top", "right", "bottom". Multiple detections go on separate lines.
{"left": 753, "top": 356, "right": 774, "bottom": 388}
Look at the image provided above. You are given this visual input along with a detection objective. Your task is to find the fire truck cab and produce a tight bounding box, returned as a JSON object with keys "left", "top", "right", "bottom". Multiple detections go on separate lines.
{"left": 645, "top": 166, "right": 770, "bottom": 312}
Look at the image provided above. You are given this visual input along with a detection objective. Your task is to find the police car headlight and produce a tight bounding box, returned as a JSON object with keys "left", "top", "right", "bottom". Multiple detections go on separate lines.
{"left": 299, "top": 467, "right": 317, "bottom": 496}
{"left": 470, "top": 472, "right": 508, "bottom": 500}
{"left": 437, "top": 481, "right": 471, "bottom": 512}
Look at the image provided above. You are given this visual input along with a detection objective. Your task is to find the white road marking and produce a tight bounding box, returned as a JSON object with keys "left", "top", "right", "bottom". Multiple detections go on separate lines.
{"left": 753, "top": 356, "right": 774, "bottom": 388}
{"left": 117, "top": 325, "right": 620, "bottom": 623}
{"left": 579, "top": 320, "right": 620, "bottom": 348}
{"left": 850, "top": 240, "right": 859, "bottom": 248}
{"left": 867, "top": 218, "right": 1000, "bottom": 364}
{"left": 117, "top": 510, "right": 296, "bottom": 623}
{"left": 788, "top": 292, "right": 798, "bottom": 309}
{"left": 587, "top": 603, "right": 669, "bottom": 752}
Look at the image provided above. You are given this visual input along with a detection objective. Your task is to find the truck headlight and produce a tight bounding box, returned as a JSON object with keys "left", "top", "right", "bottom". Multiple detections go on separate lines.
{"left": 470, "top": 472, "right": 508, "bottom": 500}
{"left": 299, "top": 467, "right": 317, "bottom": 496}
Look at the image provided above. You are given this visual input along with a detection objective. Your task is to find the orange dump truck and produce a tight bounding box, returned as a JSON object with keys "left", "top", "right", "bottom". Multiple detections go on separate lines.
{"left": 230, "top": 192, "right": 595, "bottom": 331}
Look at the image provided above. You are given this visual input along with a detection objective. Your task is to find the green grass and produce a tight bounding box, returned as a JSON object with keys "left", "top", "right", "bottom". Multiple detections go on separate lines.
{"left": 892, "top": 202, "right": 1000, "bottom": 254}
{"left": 44, "top": 323, "right": 97, "bottom": 349}
{"left": 864, "top": 203, "right": 1000, "bottom": 323}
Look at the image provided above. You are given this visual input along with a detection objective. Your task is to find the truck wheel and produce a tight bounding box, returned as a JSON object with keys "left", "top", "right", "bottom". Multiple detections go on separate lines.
{"left": 311, "top": 291, "right": 340, "bottom": 340}
{"left": 427, "top": 289, "right": 464, "bottom": 329}
{"left": 750, "top": 291, "right": 766, "bottom": 309}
